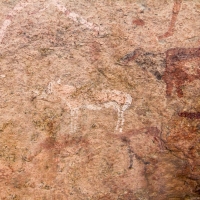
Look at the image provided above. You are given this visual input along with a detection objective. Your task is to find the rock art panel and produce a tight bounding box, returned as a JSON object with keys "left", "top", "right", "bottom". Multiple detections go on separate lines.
{"left": 46, "top": 81, "right": 132, "bottom": 133}
{"left": 163, "top": 48, "right": 200, "bottom": 97}
{"left": 0, "top": 0, "right": 200, "bottom": 199}
{"left": 0, "top": 0, "right": 100, "bottom": 44}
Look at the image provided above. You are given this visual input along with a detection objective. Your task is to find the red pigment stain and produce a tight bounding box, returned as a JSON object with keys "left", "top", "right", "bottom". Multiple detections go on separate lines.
{"left": 178, "top": 112, "right": 200, "bottom": 119}
{"left": 111, "top": 126, "right": 165, "bottom": 151}
{"left": 158, "top": 0, "right": 182, "bottom": 39}
{"left": 132, "top": 18, "right": 145, "bottom": 26}
{"left": 162, "top": 48, "right": 200, "bottom": 97}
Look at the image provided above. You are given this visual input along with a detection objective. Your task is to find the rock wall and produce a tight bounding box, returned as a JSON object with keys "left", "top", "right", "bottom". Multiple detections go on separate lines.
{"left": 0, "top": 0, "right": 200, "bottom": 199}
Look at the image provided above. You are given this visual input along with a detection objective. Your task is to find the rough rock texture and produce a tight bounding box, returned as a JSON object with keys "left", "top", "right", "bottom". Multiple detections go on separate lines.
{"left": 0, "top": 0, "right": 200, "bottom": 199}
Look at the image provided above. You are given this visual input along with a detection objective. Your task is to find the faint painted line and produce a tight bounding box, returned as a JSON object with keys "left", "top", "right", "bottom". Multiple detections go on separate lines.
{"left": 158, "top": 0, "right": 182, "bottom": 40}
{"left": 0, "top": 0, "right": 101, "bottom": 44}
{"left": 0, "top": 1, "right": 30, "bottom": 43}
{"left": 52, "top": 0, "right": 100, "bottom": 32}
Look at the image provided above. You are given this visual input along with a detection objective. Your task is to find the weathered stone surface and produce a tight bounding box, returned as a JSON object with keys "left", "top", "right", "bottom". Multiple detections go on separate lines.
{"left": 0, "top": 0, "right": 200, "bottom": 199}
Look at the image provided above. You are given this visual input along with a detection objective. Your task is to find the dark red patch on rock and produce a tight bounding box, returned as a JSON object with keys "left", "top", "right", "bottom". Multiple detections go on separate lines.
{"left": 178, "top": 112, "right": 200, "bottom": 119}
{"left": 132, "top": 18, "right": 145, "bottom": 26}
{"left": 162, "top": 48, "right": 200, "bottom": 97}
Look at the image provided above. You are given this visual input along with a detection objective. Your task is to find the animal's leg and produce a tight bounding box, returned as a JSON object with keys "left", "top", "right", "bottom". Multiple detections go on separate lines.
{"left": 119, "top": 109, "right": 125, "bottom": 133}
{"left": 70, "top": 108, "right": 79, "bottom": 133}
{"left": 176, "top": 86, "right": 184, "bottom": 98}
{"left": 165, "top": 79, "right": 174, "bottom": 96}
{"left": 115, "top": 107, "right": 125, "bottom": 133}
{"left": 117, "top": 94, "right": 132, "bottom": 133}
{"left": 115, "top": 109, "right": 121, "bottom": 132}
{"left": 117, "top": 107, "right": 129, "bottom": 133}
{"left": 104, "top": 101, "right": 122, "bottom": 133}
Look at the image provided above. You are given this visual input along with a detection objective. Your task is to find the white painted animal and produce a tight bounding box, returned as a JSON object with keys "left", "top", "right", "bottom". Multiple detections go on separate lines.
{"left": 47, "top": 81, "right": 132, "bottom": 133}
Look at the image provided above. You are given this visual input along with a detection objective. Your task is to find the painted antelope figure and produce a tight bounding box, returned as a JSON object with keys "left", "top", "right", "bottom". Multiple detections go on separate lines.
{"left": 47, "top": 81, "right": 132, "bottom": 133}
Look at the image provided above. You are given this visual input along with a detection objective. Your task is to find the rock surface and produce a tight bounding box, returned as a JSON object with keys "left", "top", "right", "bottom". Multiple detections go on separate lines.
{"left": 0, "top": 0, "right": 200, "bottom": 199}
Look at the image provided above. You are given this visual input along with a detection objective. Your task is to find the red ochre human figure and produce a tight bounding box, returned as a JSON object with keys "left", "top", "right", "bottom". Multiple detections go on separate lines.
{"left": 158, "top": 0, "right": 182, "bottom": 40}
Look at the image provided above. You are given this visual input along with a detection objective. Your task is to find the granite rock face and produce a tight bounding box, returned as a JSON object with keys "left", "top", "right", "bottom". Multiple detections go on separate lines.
{"left": 0, "top": 0, "right": 200, "bottom": 199}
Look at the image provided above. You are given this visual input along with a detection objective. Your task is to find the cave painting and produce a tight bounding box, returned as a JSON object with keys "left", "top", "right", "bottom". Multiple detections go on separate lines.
{"left": 47, "top": 81, "right": 132, "bottom": 133}
{"left": 120, "top": 47, "right": 200, "bottom": 98}
{"left": 157, "top": 1, "right": 200, "bottom": 98}
{"left": 163, "top": 48, "right": 200, "bottom": 97}
{"left": 158, "top": 0, "right": 182, "bottom": 40}
{"left": 0, "top": 0, "right": 100, "bottom": 43}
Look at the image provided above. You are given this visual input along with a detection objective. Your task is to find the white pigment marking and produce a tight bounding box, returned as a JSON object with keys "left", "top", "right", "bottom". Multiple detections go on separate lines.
{"left": 0, "top": 1, "right": 30, "bottom": 43}
{"left": 47, "top": 82, "right": 53, "bottom": 94}
{"left": 48, "top": 81, "right": 132, "bottom": 133}
{"left": 52, "top": 0, "right": 100, "bottom": 32}
{"left": 69, "top": 107, "right": 79, "bottom": 133}
{"left": 85, "top": 104, "right": 102, "bottom": 111}
{"left": 0, "top": 20, "right": 11, "bottom": 43}
{"left": 0, "top": 74, "right": 6, "bottom": 78}
{"left": 0, "top": 0, "right": 101, "bottom": 44}
{"left": 51, "top": 0, "right": 67, "bottom": 13}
